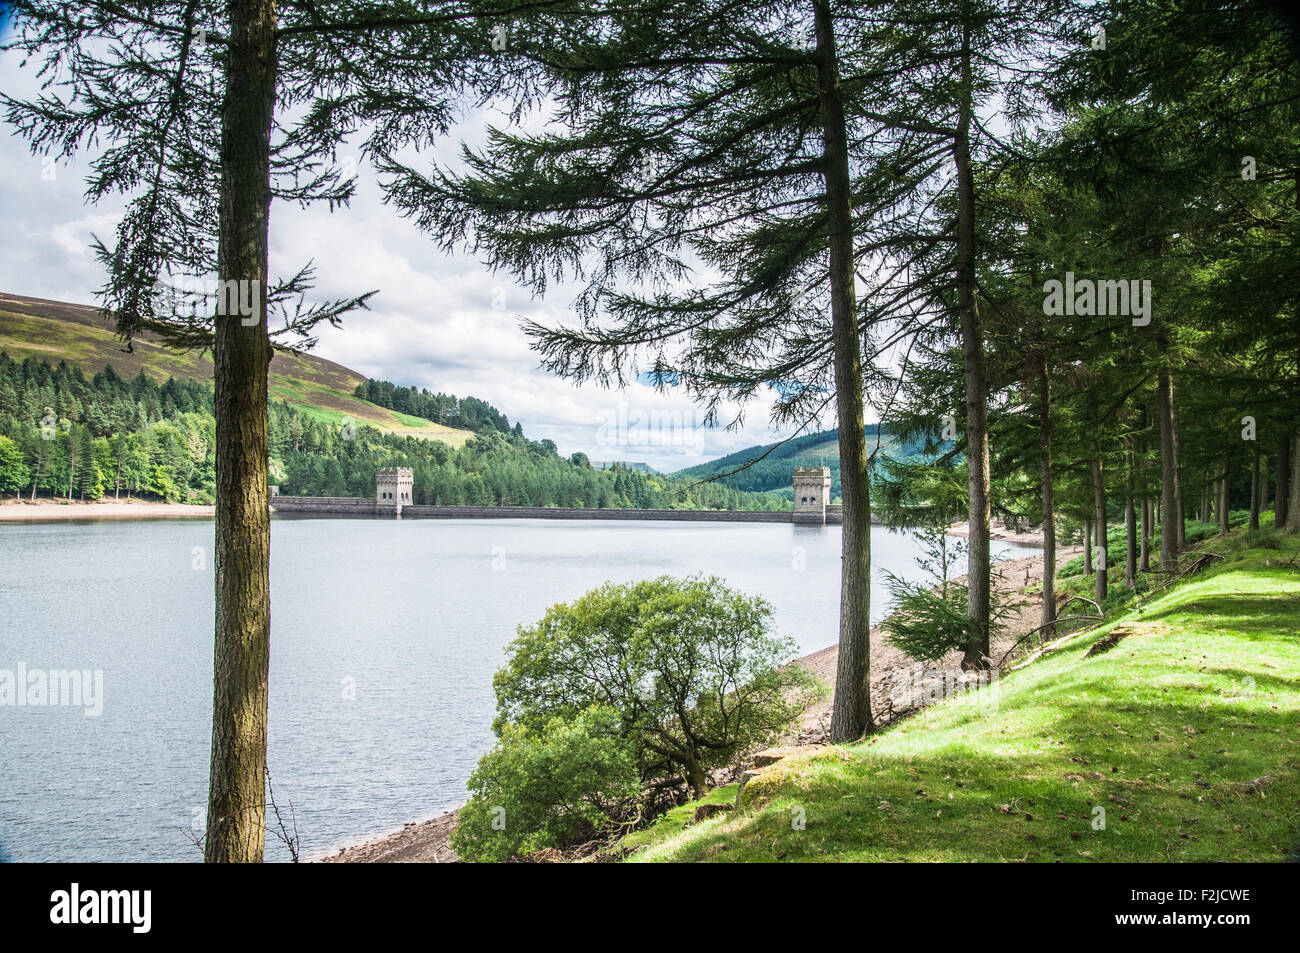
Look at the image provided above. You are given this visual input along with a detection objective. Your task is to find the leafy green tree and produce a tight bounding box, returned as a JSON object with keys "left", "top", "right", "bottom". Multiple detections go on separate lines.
{"left": 493, "top": 575, "right": 821, "bottom": 798}
{"left": 882, "top": 521, "right": 1016, "bottom": 665}
{"left": 0, "top": 435, "right": 30, "bottom": 496}
{"left": 451, "top": 705, "right": 640, "bottom": 862}
{"left": 148, "top": 464, "right": 177, "bottom": 502}
{"left": 76, "top": 427, "right": 102, "bottom": 499}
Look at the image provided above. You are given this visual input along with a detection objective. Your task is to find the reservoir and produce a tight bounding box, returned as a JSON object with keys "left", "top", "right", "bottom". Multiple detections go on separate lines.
{"left": 0, "top": 516, "right": 1034, "bottom": 861}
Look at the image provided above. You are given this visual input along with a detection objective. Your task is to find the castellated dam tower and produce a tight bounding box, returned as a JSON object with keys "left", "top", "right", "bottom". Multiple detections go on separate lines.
{"left": 375, "top": 466, "right": 414, "bottom": 517}
{"left": 792, "top": 466, "right": 832, "bottom": 524}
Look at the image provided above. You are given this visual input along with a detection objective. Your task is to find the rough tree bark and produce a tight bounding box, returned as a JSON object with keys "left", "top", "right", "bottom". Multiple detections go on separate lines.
{"left": 1276, "top": 431, "right": 1291, "bottom": 529}
{"left": 1173, "top": 399, "right": 1186, "bottom": 549}
{"left": 1157, "top": 366, "right": 1180, "bottom": 570}
{"left": 955, "top": 5, "right": 991, "bottom": 670}
{"left": 1092, "top": 454, "right": 1107, "bottom": 602}
{"left": 1218, "top": 456, "right": 1231, "bottom": 536}
{"left": 1249, "top": 447, "right": 1260, "bottom": 530}
{"left": 1036, "top": 349, "right": 1055, "bottom": 635}
{"left": 815, "top": 0, "right": 873, "bottom": 741}
{"left": 1125, "top": 439, "right": 1137, "bottom": 589}
{"left": 1141, "top": 496, "right": 1151, "bottom": 572}
{"left": 205, "top": 0, "right": 277, "bottom": 864}
{"left": 1084, "top": 517, "right": 1092, "bottom": 577}
{"left": 1286, "top": 432, "right": 1300, "bottom": 533}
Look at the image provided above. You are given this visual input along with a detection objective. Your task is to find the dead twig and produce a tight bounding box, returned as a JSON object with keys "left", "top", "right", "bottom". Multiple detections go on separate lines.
{"left": 266, "top": 766, "right": 302, "bottom": 863}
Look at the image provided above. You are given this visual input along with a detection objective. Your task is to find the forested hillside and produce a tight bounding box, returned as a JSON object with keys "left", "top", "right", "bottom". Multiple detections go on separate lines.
{"left": 0, "top": 293, "right": 475, "bottom": 446}
{"left": 0, "top": 352, "right": 785, "bottom": 510}
{"left": 353, "top": 378, "right": 515, "bottom": 436}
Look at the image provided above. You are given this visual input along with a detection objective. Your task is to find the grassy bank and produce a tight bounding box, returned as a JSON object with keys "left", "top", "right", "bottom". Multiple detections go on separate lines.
{"left": 625, "top": 531, "right": 1300, "bottom": 862}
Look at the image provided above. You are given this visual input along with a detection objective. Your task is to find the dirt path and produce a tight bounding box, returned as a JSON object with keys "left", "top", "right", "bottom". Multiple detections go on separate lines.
{"left": 322, "top": 540, "right": 1082, "bottom": 862}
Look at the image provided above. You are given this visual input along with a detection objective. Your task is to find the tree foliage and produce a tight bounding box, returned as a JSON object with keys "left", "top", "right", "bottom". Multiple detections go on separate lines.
{"left": 492, "top": 576, "right": 822, "bottom": 800}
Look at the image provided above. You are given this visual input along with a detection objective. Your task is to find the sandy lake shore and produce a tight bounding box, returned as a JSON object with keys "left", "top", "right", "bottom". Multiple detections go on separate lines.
{"left": 0, "top": 499, "right": 214, "bottom": 522}
{"left": 947, "top": 518, "right": 1047, "bottom": 546}
{"left": 320, "top": 539, "right": 1082, "bottom": 863}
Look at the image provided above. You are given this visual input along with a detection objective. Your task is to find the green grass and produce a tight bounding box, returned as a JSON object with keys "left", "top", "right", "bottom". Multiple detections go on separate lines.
{"left": 627, "top": 531, "right": 1300, "bottom": 862}
{"left": 618, "top": 784, "right": 740, "bottom": 853}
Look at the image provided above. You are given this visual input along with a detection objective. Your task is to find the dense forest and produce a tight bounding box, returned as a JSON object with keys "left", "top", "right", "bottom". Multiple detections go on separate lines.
{"left": 353, "top": 378, "right": 517, "bottom": 435}
{"left": 0, "top": 353, "right": 784, "bottom": 510}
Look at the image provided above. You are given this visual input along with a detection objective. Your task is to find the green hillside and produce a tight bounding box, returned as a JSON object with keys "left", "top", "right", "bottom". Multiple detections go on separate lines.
{"left": 0, "top": 294, "right": 789, "bottom": 511}
{"left": 0, "top": 292, "right": 474, "bottom": 448}
{"left": 672, "top": 426, "right": 939, "bottom": 499}
{"left": 627, "top": 531, "right": 1300, "bottom": 862}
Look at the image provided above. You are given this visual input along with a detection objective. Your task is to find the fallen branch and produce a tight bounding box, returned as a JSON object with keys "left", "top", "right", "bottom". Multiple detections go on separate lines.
{"left": 997, "top": 595, "right": 1104, "bottom": 668}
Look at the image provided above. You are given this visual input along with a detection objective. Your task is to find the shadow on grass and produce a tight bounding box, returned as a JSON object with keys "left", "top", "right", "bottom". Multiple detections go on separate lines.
{"left": 644, "top": 639, "right": 1299, "bottom": 862}
{"left": 1142, "top": 591, "right": 1300, "bottom": 642}
{"left": 653, "top": 695, "right": 1299, "bottom": 861}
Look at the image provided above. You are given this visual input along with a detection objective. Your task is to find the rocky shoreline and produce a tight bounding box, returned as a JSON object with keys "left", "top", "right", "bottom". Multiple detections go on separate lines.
{"left": 319, "top": 540, "right": 1080, "bottom": 863}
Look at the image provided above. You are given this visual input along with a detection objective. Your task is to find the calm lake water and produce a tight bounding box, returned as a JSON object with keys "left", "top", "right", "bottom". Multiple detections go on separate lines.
{"left": 0, "top": 516, "right": 1033, "bottom": 862}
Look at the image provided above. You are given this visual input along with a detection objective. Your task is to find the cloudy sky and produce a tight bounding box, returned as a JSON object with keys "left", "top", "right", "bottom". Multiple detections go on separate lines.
{"left": 0, "top": 41, "right": 836, "bottom": 472}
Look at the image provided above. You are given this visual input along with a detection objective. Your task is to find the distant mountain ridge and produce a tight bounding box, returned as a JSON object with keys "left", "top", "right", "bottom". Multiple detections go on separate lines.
{"left": 670, "top": 426, "right": 940, "bottom": 500}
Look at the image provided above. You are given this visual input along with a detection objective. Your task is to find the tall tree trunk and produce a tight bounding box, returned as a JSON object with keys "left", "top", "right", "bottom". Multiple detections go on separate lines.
{"left": 1157, "top": 367, "right": 1180, "bottom": 570}
{"left": 1218, "top": 456, "right": 1231, "bottom": 536}
{"left": 1084, "top": 517, "right": 1092, "bottom": 577}
{"left": 815, "top": 0, "right": 872, "bottom": 741}
{"left": 1141, "top": 496, "right": 1151, "bottom": 572}
{"left": 1260, "top": 454, "right": 1268, "bottom": 515}
{"left": 1249, "top": 447, "right": 1260, "bottom": 530}
{"left": 1173, "top": 399, "right": 1186, "bottom": 549}
{"left": 205, "top": 0, "right": 277, "bottom": 864}
{"left": 1125, "top": 440, "right": 1137, "bottom": 589}
{"left": 1036, "top": 350, "right": 1055, "bottom": 636}
{"left": 1276, "top": 431, "right": 1291, "bottom": 528}
{"left": 955, "top": 5, "right": 990, "bottom": 670}
{"left": 1287, "top": 432, "right": 1300, "bottom": 532}
{"left": 1092, "top": 455, "right": 1107, "bottom": 602}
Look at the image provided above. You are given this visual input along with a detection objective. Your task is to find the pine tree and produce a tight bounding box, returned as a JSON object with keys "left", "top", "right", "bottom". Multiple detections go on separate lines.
{"left": 4, "top": 0, "right": 532, "bottom": 861}
{"left": 380, "top": 0, "right": 903, "bottom": 739}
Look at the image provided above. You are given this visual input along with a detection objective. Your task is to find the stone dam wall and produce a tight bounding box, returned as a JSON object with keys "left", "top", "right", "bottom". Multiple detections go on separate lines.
{"left": 269, "top": 497, "right": 846, "bottom": 524}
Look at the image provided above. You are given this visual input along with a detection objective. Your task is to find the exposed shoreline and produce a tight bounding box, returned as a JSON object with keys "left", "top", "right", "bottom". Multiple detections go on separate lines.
{"left": 0, "top": 499, "right": 1051, "bottom": 547}
{"left": 320, "top": 539, "right": 1080, "bottom": 863}
{"left": 948, "top": 518, "right": 1046, "bottom": 547}
{"left": 0, "top": 499, "right": 215, "bottom": 522}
